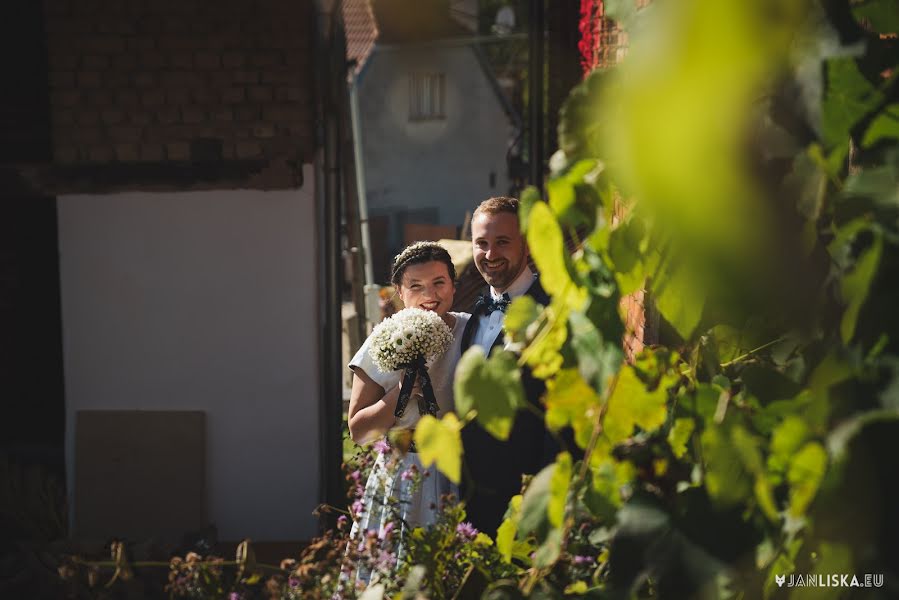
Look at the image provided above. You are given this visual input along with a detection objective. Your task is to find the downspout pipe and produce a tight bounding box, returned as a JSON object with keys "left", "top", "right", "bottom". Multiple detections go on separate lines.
{"left": 349, "top": 71, "right": 379, "bottom": 327}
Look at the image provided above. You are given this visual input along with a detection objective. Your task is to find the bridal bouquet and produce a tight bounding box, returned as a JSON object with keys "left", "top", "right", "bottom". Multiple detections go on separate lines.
{"left": 369, "top": 307, "right": 453, "bottom": 418}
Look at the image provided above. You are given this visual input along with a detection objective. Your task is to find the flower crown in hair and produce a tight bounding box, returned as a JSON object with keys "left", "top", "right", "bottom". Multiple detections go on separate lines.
{"left": 391, "top": 241, "right": 447, "bottom": 280}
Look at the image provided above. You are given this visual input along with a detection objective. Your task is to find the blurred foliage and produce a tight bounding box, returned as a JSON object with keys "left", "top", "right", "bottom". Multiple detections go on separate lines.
{"left": 429, "top": 0, "right": 899, "bottom": 597}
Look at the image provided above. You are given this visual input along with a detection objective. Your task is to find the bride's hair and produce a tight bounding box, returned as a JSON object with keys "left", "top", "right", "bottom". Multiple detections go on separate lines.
{"left": 390, "top": 241, "right": 456, "bottom": 287}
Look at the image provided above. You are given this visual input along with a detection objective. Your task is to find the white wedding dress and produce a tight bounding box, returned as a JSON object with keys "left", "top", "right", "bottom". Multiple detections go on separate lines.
{"left": 346, "top": 311, "right": 469, "bottom": 570}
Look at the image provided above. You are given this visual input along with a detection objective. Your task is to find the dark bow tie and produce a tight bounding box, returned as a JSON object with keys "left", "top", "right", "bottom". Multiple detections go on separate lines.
{"left": 476, "top": 292, "right": 511, "bottom": 315}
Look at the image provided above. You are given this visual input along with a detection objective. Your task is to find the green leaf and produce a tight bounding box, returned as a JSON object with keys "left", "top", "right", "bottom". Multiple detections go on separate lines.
{"left": 851, "top": 0, "right": 899, "bottom": 34}
{"left": 523, "top": 301, "right": 569, "bottom": 380}
{"left": 526, "top": 200, "right": 588, "bottom": 311}
{"left": 608, "top": 217, "right": 647, "bottom": 295}
{"left": 518, "top": 464, "right": 554, "bottom": 538}
{"left": 653, "top": 264, "right": 705, "bottom": 340}
{"left": 415, "top": 413, "right": 463, "bottom": 484}
{"left": 839, "top": 229, "right": 883, "bottom": 343}
{"left": 544, "top": 370, "right": 601, "bottom": 449}
{"left": 822, "top": 58, "right": 885, "bottom": 149}
{"left": 533, "top": 528, "right": 563, "bottom": 568}
{"left": 496, "top": 495, "right": 523, "bottom": 563}
{"left": 519, "top": 186, "right": 541, "bottom": 235}
{"left": 547, "top": 159, "right": 600, "bottom": 229}
{"left": 668, "top": 418, "right": 695, "bottom": 459}
{"left": 702, "top": 426, "right": 753, "bottom": 507}
{"left": 569, "top": 310, "right": 624, "bottom": 394}
{"left": 454, "top": 347, "right": 525, "bottom": 441}
{"left": 604, "top": 365, "right": 672, "bottom": 444}
{"left": 862, "top": 103, "right": 899, "bottom": 147}
{"left": 503, "top": 295, "right": 541, "bottom": 346}
{"left": 787, "top": 442, "right": 828, "bottom": 517}
{"left": 789, "top": 542, "right": 852, "bottom": 600}
{"left": 768, "top": 416, "right": 810, "bottom": 478}
{"left": 548, "top": 452, "right": 572, "bottom": 528}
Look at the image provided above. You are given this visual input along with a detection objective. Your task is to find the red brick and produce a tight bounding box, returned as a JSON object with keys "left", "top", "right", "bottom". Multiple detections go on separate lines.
{"left": 129, "top": 112, "right": 152, "bottom": 126}
{"left": 233, "top": 70, "right": 259, "bottom": 84}
{"left": 112, "top": 54, "right": 138, "bottom": 70}
{"left": 77, "top": 71, "right": 102, "bottom": 88}
{"left": 133, "top": 72, "right": 156, "bottom": 87}
{"left": 82, "top": 54, "right": 109, "bottom": 69}
{"left": 160, "top": 71, "right": 199, "bottom": 88}
{"left": 195, "top": 51, "right": 221, "bottom": 69}
{"left": 72, "top": 127, "right": 103, "bottom": 143}
{"left": 170, "top": 52, "right": 193, "bottom": 69}
{"left": 234, "top": 105, "right": 258, "bottom": 121}
{"left": 116, "top": 90, "right": 141, "bottom": 108}
{"left": 56, "top": 90, "right": 82, "bottom": 107}
{"left": 107, "top": 125, "right": 142, "bottom": 142}
{"left": 114, "top": 143, "right": 139, "bottom": 161}
{"left": 105, "top": 72, "right": 131, "bottom": 88}
{"left": 97, "top": 20, "right": 136, "bottom": 34}
{"left": 276, "top": 86, "right": 306, "bottom": 102}
{"left": 141, "top": 90, "right": 165, "bottom": 106}
{"left": 49, "top": 53, "right": 79, "bottom": 70}
{"left": 222, "top": 87, "right": 245, "bottom": 103}
{"left": 83, "top": 91, "right": 114, "bottom": 107}
{"left": 166, "top": 89, "right": 190, "bottom": 105}
{"left": 81, "top": 36, "right": 126, "bottom": 53}
{"left": 88, "top": 146, "right": 114, "bottom": 161}
{"left": 101, "top": 109, "right": 125, "bottom": 125}
{"left": 263, "top": 105, "right": 301, "bottom": 123}
{"left": 166, "top": 142, "right": 190, "bottom": 160}
{"left": 158, "top": 36, "right": 195, "bottom": 51}
{"left": 139, "top": 144, "right": 165, "bottom": 161}
{"left": 192, "top": 88, "right": 214, "bottom": 103}
{"left": 52, "top": 108, "right": 75, "bottom": 125}
{"left": 75, "top": 111, "right": 100, "bottom": 125}
{"left": 248, "top": 86, "right": 273, "bottom": 102}
{"left": 141, "top": 51, "right": 167, "bottom": 69}
{"left": 49, "top": 71, "right": 75, "bottom": 88}
{"left": 181, "top": 107, "right": 205, "bottom": 123}
{"left": 261, "top": 68, "right": 298, "bottom": 85}
{"left": 251, "top": 51, "right": 281, "bottom": 67}
{"left": 54, "top": 146, "right": 79, "bottom": 164}
{"left": 156, "top": 108, "right": 180, "bottom": 125}
{"left": 127, "top": 37, "right": 156, "bottom": 52}
{"left": 222, "top": 52, "right": 245, "bottom": 68}
{"left": 252, "top": 123, "right": 275, "bottom": 138}
{"left": 212, "top": 108, "right": 233, "bottom": 122}
{"left": 235, "top": 140, "right": 262, "bottom": 158}
{"left": 164, "top": 18, "right": 189, "bottom": 33}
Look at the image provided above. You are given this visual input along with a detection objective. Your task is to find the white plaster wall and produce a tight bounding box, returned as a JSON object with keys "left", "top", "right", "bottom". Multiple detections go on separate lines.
{"left": 359, "top": 43, "right": 514, "bottom": 230}
{"left": 57, "top": 171, "right": 320, "bottom": 541}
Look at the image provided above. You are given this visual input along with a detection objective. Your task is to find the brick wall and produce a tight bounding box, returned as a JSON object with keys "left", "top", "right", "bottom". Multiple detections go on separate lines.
{"left": 42, "top": 0, "right": 316, "bottom": 190}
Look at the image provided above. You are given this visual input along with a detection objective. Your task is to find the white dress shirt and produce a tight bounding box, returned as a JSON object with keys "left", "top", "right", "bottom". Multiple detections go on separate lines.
{"left": 471, "top": 266, "right": 537, "bottom": 352}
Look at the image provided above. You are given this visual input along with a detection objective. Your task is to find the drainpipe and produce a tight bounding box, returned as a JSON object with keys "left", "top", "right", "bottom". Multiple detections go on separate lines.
{"left": 348, "top": 71, "right": 381, "bottom": 328}
{"left": 313, "top": 0, "right": 344, "bottom": 526}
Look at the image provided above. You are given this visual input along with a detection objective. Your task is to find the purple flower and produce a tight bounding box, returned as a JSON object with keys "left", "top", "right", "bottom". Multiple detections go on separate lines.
{"left": 349, "top": 470, "right": 362, "bottom": 482}
{"left": 573, "top": 554, "right": 594, "bottom": 566}
{"left": 400, "top": 464, "right": 419, "bottom": 481}
{"left": 456, "top": 522, "right": 478, "bottom": 540}
{"left": 352, "top": 500, "right": 364, "bottom": 517}
{"left": 337, "top": 515, "right": 348, "bottom": 529}
{"left": 229, "top": 593, "right": 241, "bottom": 600}
{"left": 288, "top": 577, "right": 300, "bottom": 588}
{"left": 373, "top": 439, "right": 391, "bottom": 454}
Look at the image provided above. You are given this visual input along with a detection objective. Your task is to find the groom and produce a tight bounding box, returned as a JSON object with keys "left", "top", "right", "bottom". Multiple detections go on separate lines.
{"left": 459, "top": 196, "right": 554, "bottom": 535}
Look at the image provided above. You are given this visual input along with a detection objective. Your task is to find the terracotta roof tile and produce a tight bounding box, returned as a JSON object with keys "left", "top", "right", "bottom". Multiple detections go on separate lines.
{"left": 342, "top": 0, "right": 378, "bottom": 74}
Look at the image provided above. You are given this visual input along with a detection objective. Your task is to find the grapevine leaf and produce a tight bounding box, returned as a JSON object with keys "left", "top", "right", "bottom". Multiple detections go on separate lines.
{"left": 767, "top": 416, "right": 810, "bottom": 479}
{"left": 533, "top": 528, "right": 563, "bottom": 568}
{"left": 608, "top": 217, "right": 647, "bottom": 295}
{"left": 526, "top": 201, "right": 588, "bottom": 310}
{"left": 668, "top": 418, "right": 695, "bottom": 459}
{"left": 839, "top": 229, "right": 883, "bottom": 344}
{"left": 519, "top": 186, "right": 541, "bottom": 235}
{"left": 653, "top": 264, "right": 705, "bottom": 341}
{"left": 605, "top": 365, "right": 672, "bottom": 444}
{"left": 544, "top": 369, "right": 602, "bottom": 449}
{"left": 523, "top": 301, "right": 569, "bottom": 380}
{"left": 518, "top": 464, "right": 554, "bottom": 539}
{"left": 414, "top": 413, "right": 462, "bottom": 484}
{"left": 548, "top": 452, "right": 573, "bottom": 528}
{"left": 821, "top": 58, "right": 884, "bottom": 149}
{"left": 702, "top": 426, "right": 753, "bottom": 507}
{"left": 547, "top": 159, "right": 600, "bottom": 229}
{"left": 503, "top": 295, "right": 540, "bottom": 345}
{"left": 496, "top": 495, "right": 523, "bottom": 563}
{"left": 851, "top": 0, "right": 899, "bottom": 34}
{"left": 454, "top": 347, "right": 524, "bottom": 441}
{"left": 787, "top": 442, "right": 828, "bottom": 517}
{"left": 569, "top": 310, "right": 623, "bottom": 394}
{"left": 862, "top": 103, "right": 899, "bottom": 147}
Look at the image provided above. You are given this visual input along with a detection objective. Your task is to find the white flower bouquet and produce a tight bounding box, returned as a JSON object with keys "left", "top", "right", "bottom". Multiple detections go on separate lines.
{"left": 368, "top": 307, "right": 453, "bottom": 417}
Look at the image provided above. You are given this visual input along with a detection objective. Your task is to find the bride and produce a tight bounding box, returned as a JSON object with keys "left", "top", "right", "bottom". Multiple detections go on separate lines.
{"left": 346, "top": 241, "right": 470, "bottom": 569}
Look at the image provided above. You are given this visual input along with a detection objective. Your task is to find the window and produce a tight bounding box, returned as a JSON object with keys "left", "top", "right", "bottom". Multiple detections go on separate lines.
{"left": 409, "top": 73, "right": 445, "bottom": 121}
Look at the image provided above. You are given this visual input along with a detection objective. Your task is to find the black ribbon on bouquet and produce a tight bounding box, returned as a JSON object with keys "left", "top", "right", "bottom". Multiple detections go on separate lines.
{"left": 393, "top": 355, "right": 439, "bottom": 419}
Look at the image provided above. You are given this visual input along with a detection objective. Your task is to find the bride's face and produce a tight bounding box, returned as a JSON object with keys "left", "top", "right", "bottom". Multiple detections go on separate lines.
{"left": 397, "top": 261, "right": 455, "bottom": 316}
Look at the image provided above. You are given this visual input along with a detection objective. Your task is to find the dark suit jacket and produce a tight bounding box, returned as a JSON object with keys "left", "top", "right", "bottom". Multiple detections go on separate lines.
{"left": 459, "top": 277, "right": 559, "bottom": 536}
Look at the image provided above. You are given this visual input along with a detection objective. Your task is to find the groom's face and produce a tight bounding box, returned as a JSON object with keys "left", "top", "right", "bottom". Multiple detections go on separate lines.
{"left": 471, "top": 211, "right": 529, "bottom": 293}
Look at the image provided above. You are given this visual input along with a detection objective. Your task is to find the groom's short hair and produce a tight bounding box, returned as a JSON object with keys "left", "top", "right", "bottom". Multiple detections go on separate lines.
{"left": 473, "top": 196, "right": 519, "bottom": 220}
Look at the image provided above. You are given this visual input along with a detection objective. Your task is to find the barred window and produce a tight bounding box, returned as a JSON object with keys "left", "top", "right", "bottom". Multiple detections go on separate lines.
{"left": 409, "top": 73, "right": 445, "bottom": 121}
